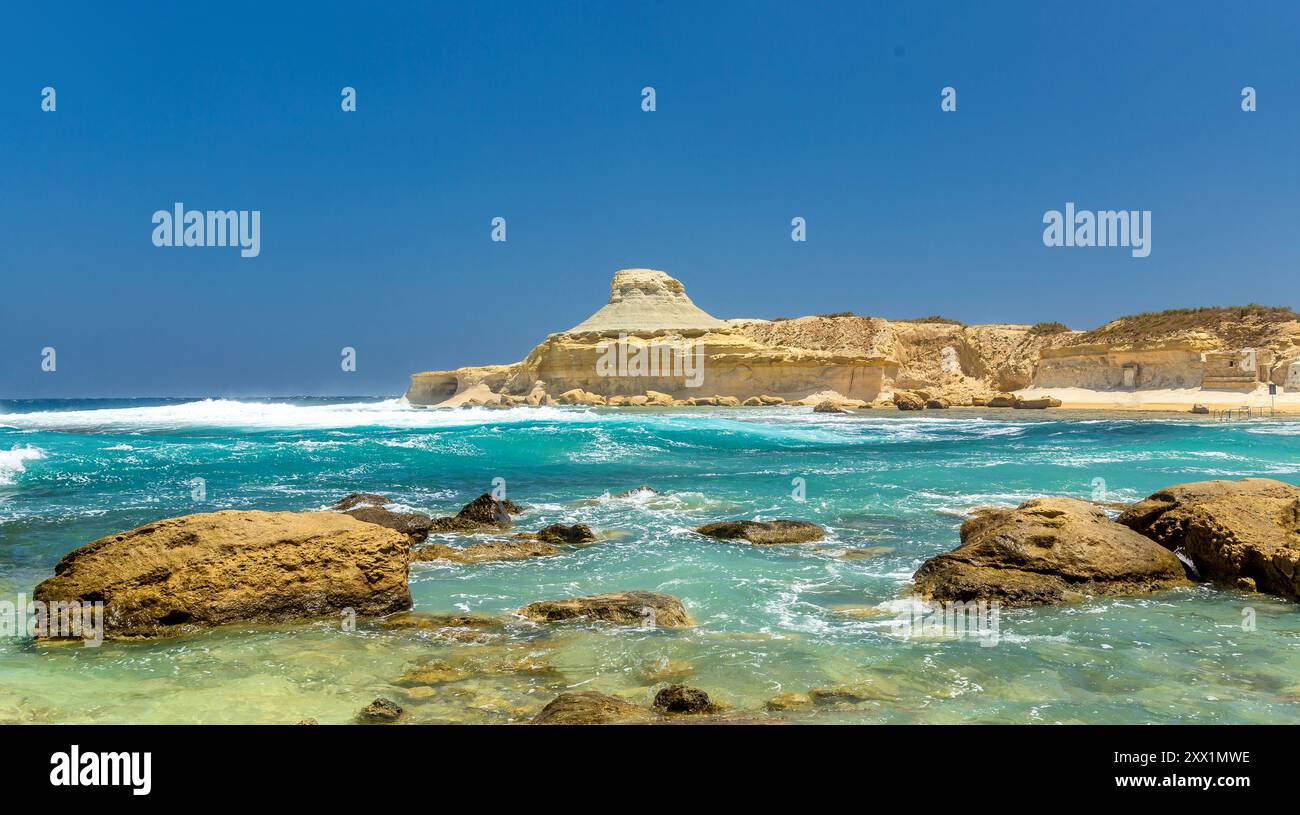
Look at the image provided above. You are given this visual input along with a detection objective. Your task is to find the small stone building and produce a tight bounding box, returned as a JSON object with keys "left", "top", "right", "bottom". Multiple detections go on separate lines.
{"left": 1286, "top": 360, "right": 1300, "bottom": 391}
{"left": 1202, "top": 349, "right": 1275, "bottom": 390}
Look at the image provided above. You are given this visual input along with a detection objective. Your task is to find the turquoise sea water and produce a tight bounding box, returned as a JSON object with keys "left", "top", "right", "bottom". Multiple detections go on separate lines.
{"left": 1, "top": 397, "right": 1299, "bottom": 724}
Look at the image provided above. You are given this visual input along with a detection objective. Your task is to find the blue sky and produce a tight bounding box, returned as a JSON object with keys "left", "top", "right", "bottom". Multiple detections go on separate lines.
{"left": 3, "top": 1, "right": 1298, "bottom": 397}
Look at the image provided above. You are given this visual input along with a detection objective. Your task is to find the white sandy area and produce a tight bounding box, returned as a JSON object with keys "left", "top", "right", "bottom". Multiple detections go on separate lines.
{"left": 1015, "top": 386, "right": 1300, "bottom": 414}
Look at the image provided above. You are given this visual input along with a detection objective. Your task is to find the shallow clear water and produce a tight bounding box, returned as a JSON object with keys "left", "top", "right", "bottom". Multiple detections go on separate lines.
{"left": 1, "top": 397, "right": 1298, "bottom": 724}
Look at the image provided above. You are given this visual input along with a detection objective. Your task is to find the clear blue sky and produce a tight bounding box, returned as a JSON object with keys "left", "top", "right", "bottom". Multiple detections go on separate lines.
{"left": 3, "top": 1, "right": 1298, "bottom": 397}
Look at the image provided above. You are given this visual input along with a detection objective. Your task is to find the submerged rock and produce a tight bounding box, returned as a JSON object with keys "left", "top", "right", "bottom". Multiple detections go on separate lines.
{"left": 639, "top": 657, "right": 694, "bottom": 683}
{"left": 913, "top": 497, "right": 1190, "bottom": 606}
{"left": 518, "top": 591, "right": 691, "bottom": 627}
{"left": 1118, "top": 478, "right": 1300, "bottom": 599}
{"left": 765, "top": 692, "right": 813, "bottom": 711}
{"left": 413, "top": 539, "right": 558, "bottom": 564}
{"left": 534, "top": 523, "right": 597, "bottom": 544}
{"left": 615, "top": 485, "right": 659, "bottom": 498}
{"left": 653, "top": 684, "right": 720, "bottom": 715}
{"left": 532, "top": 692, "right": 651, "bottom": 724}
{"left": 357, "top": 698, "right": 403, "bottom": 723}
{"left": 696, "top": 520, "right": 825, "bottom": 545}
{"left": 380, "top": 611, "right": 502, "bottom": 631}
{"left": 32, "top": 510, "right": 412, "bottom": 639}
{"left": 428, "top": 493, "right": 525, "bottom": 532}
{"left": 333, "top": 492, "right": 390, "bottom": 511}
{"left": 344, "top": 506, "right": 433, "bottom": 543}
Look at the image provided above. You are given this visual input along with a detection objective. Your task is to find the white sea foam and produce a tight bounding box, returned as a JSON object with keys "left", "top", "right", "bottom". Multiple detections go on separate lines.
{"left": 0, "top": 445, "right": 45, "bottom": 484}
{"left": 0, "top": 398, "right": 593, "bottom": 433}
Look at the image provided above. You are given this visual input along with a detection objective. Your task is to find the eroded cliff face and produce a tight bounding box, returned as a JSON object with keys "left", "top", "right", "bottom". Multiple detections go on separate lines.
{"left": 403, "top": 270, "right": 1300, "bottom": 406}
{"left": 1032, "top": 308, "right": 1300, "bottom": 389}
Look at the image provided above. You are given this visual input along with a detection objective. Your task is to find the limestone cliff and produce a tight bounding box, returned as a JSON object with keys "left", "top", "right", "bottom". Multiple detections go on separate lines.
{"left": 404, "top": 270, "right": 1300, "bottom": 406}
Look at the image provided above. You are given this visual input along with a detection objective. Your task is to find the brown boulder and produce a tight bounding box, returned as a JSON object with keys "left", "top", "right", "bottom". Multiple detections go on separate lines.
{"left": 813, "top": 400, "right": 849, "bottom": 414}
{"left": 333, "top": 492, "right": 390, "bottom": 511}
{"left": 518, "top": 591, "right": 691, "bottom": 627}
{"left": 33, "top": 511, "right": 412, "bottom": 639}
{"left": 1014, "top": 396, "right": 1062, "bottom": 409}
{"left": 534, "top": 523, "right": 597, "bottom": 544}
{"left": 428, "top": 493, "right": 525, "bottom": 532}
{"left": 696, "top": 520, "right": 825, "bottom": 544}
{"left": 986, "top": 393, "right": 1016, "bottom": 408}
{"left": 344, "top": 506, "right": 433, "bottom": 543}
{"left": 1118, "top": 478, "right": 1300, "bottom": 599}
{"left": 532, "top": 692, "right": 651, "bottom": 724}
{"left": 913, "top": 498, "right": 1190, "bottom": 606}
{"left": 893, "top": 391, "right": 925, "bottom": 411}
{"left": 357, "top": 698, "right": 403, "bottom": 723}
{"left": 925, "top": 398, "right": 950, "bottom": 409}
{"left": 653, "top": 684, "right": 720, "bottom": 715}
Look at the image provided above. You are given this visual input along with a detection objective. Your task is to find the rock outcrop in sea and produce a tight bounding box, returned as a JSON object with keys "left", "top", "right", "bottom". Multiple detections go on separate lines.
{"left": 33, "top": 510, "right": 413, "bottom": 639}
{"left": 913, "top": 498, "right": 1191, "bottom": 606}
{"left": 1118, "top": 478, "right": 1300, "bottom": 598}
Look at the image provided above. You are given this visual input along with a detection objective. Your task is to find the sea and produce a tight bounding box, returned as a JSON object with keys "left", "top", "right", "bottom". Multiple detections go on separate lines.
{"left": 1, "top": 397, "right": 1298, "bottom": 723}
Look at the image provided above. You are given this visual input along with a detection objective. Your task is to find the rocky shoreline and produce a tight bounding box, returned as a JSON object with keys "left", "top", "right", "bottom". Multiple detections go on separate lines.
{"left": 28, "top": 476, "right": 1300, "bottom": 723}
{"left": 403, "top": 268, "right": 1300, "bottom": 414}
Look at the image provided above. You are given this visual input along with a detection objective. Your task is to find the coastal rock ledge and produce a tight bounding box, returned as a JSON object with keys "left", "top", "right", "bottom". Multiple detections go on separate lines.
{"left": 1118, "top": 478, "right": 1300, "bottom": 598}
{"left": 913, "top": 498, "right": 1190, "bottom": 606}
{"left": 33, "top": 511, "right": 412, "bottom": 639}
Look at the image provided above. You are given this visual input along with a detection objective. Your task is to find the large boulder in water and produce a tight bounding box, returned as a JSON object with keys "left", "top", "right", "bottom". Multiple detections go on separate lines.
{"left": 696, "top": 520, "right": 824, "bottom": 544}
{"left": 893, "top": 391, "right": 926, "bottom": 411}
{"left": 913, "top": 498, "right": 1190, "bottom": 606}
{"left": 33, "top": 511, "right": 412, "bottom": 639}
{"left": 1117, "top": 478, "right": 1300, "bottom": 598}
{"left": 428, "top": 493, "right": 525, "bottom": 532}
{"left": 518, "top": 591, "right": 691, "bottom": 627}
{"left": 533, "top": 692, "right": 652, "bottom": 724}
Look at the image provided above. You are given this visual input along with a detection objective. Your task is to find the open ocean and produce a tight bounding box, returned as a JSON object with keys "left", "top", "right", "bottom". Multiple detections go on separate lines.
{"left": 1, "top": 397, "right": 1298, "bottom": 724}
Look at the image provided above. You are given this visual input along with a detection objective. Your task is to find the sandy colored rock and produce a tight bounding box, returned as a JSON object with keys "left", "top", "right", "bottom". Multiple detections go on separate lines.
{"left": 518, "top": 591, "right": 691, "bottom": 627}
{"left": 893, "top": 391, "right": 925, "bottom": 411}
{"left": 1118, "top": 478, "right": 1300, "bottom": 599}
{"left": 32, "top": 511, "right": 412, "bottom": 639}
{"left": 566, "top": 269, "right": 728, "bottom": 333}
{"left": 765, "top": 692, "right": 813, "bottom": 711}
{"left": 532, "top": 692, "right": 652, "bottom": 724}
{"left": 986, "top": 393, "right": 1016, "bottom": 407}
{"left": 696, "top": 520, "right": 825, "bottom": 544}
{"left": 1014, "top": 396, "right": 1061, "bottom": 409}
{"left": 380, "top": 611, "right": 502, "bottom": 631}
{"left": 913, "top": 498, "right": 1191, "bottom": 606}
{"left": 813, "top": 400, "right": 849, "bottom": 414}
{"left": 414, "top": 539, "right": 558, "bottom": 564}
